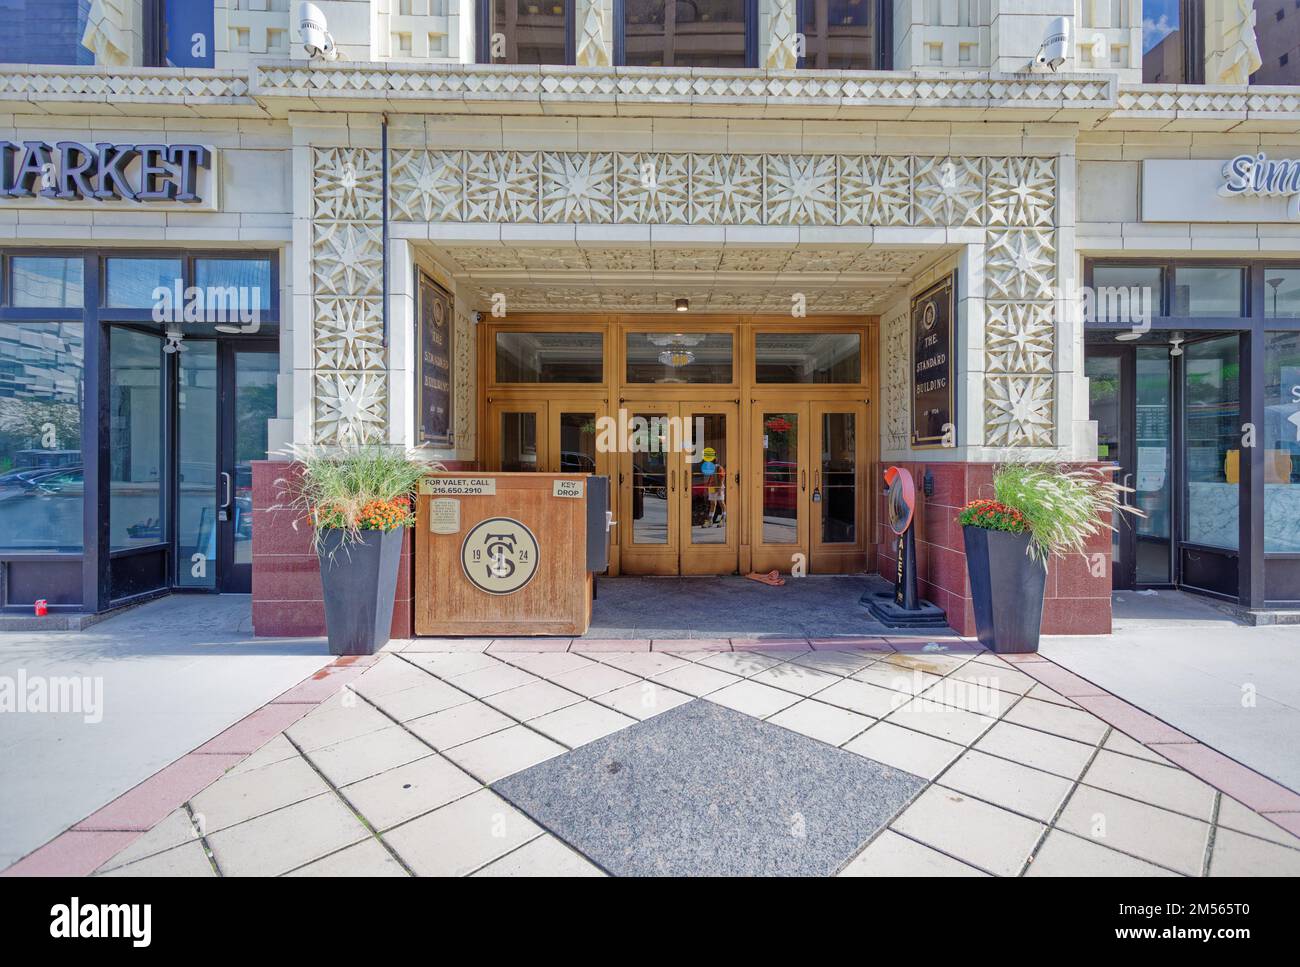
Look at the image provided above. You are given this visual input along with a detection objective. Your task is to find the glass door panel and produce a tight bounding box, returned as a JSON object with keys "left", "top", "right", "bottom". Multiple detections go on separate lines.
{"left": 1134, "top": 347, "right": 1172, "bottom": 584}
{"left": 553, "top": 407, "right": 599, "bottom": 475}
{"left": 177, "top": 342, "right": 218, "bottom": 588}
{"left": 1085, "top": 351, "right": 1128, "bottom": 589}
{"left": 620, "top": 405, "right": 680, "bottom": 574}
{"left": 219, "top": 346, "right": 278, "bottom": 593}
{"left": 752, "top": 404, "right": 808, "bottom": 574}
{"left": 680, "top": 403, "right": 738, "bottom": 575}
{"left": 810, "top": 403, "right": 866, "bottom": 572}
{"left": 494, "top": 405, "right": 548, "bottom": 472}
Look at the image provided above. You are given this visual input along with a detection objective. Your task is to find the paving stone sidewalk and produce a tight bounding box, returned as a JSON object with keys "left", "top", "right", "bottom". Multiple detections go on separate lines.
{"left": 26, "top": 637, "right": 1300, "bottom": 877}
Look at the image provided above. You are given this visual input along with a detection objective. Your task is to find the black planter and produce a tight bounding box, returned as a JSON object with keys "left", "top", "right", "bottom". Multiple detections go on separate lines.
{"left": 316, "top": 528, "right": 404, "bottom": 656}
{"left": 962, "top": 526, "right": 1047, "bottom": 654}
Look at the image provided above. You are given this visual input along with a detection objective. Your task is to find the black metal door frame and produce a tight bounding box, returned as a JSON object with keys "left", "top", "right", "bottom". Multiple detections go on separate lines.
{"left": 217, "top": 340, "right": 278, "bottom": 594}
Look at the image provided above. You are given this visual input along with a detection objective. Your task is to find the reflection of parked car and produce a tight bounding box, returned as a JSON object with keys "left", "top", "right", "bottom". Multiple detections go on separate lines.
{"left": 560, "top": 450, "right": 596, "bottom": 474}
{"left": 762, "top": 460, "right": 798, "bottom": 514}
{"left": 22, "top": 467, "right": 84, "bottom": 496}
{"left": 0, "top": 449, "right": 81, "bottom": 486}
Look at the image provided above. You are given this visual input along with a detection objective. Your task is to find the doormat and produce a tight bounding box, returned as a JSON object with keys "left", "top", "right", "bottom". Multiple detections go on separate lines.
{"left": 492, "top": 700, "right": 926, "bottom": 876}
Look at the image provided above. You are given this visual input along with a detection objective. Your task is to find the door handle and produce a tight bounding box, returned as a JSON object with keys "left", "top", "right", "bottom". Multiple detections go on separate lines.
{"left": 800, "top": 469, "right": 806, "bottom": 492}
{"left": 670, "top": 470, "right": 675, "bottom": 494}
{"left": 221, "top": 471, "right": 232, "bottom": 509}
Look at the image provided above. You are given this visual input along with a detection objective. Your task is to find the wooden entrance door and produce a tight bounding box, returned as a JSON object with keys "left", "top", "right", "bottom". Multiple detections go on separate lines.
{"left": 750, "top": 399, "right": 869, "bottom": 575}
{"left": 618, "top": 401, "right": 739, "bottom": 575}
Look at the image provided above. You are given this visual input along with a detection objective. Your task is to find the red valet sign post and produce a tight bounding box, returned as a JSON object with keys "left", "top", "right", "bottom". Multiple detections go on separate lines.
{"left": 863, "top": 467, "right": 947, "bottom": 629}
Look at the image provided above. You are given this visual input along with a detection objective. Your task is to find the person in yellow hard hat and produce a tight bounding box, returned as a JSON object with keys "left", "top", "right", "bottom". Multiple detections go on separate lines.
{"left": 699, "top": 445, "right": 725, "bottom": 528}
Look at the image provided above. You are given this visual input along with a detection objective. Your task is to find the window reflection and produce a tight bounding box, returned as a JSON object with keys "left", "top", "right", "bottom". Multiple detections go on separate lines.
{"left": 800, "top": 0, "right": 877, "bottom": 70}
{"left": 622, "top": 0, "right": 750, "bottom": 68}
{"left": 109, "top": 329, "right": 164, "bottom": 551}
{"left": 484, "top": 0, "right": 571, "bottom": 64}
{"left": 1184, "top": 334, "right": 1241, "bottom": 550}
{"left": 1264, "top": 331, "right": 1300, "bottom": 552}
{"left": 0, "top": 322, "right": 83, "bottom": 552}
{"left": 1142, "top": 0, "right": 1191, "bottom": 83}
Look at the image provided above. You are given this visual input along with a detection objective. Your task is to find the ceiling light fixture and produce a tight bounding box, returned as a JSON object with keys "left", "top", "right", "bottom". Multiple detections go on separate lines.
{"left": 674, "top": 298, "right": 689, "bottom": 312}
{"left": 659, "top": 349, "right": 695, "bottom": 368}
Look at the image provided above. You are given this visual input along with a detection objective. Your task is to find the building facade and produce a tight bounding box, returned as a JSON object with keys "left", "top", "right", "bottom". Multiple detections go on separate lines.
{"left": 2, "top": 1, "right": 1299, "bottom": 637}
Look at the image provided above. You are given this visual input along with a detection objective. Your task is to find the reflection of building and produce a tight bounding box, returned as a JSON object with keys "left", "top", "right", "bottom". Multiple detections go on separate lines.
{"left": 1143, "top": 27, "right": 1184, "bottom": 82}
{"left": 1251, "top": 1, "right": 1300, "bottom": 84}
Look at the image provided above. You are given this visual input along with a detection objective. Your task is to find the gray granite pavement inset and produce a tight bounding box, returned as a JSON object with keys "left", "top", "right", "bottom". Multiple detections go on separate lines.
{"left": 492, "top": 699, "right": 925, "bottom": 876}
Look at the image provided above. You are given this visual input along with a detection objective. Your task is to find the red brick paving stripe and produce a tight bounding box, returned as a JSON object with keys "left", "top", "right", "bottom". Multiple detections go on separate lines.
{"left": 0, "top": 830, "right": 139, "bottom": 877}
{"left": 1264, "top": 812, "right": 1300, "bottom": 838}
{"left": 271, "top": 664, "right": 368, "bottom": 704}
{"left": 570, "top": 638, "right": 652, "bottom": 652}
{"left": 998, "top": 652, "right": 1050, "bottom": 663}
{"left": 1070, "top": 694, "right": 1196, "bottom": 745}
{"left": 1147, "top": 742, "right": 1300, "bottom": 815}
{"left": 807, "top": 637, "right": 895, "bottom": 652}
{"left": 1015, "top": 662, "right": 1111, "bottom": 697}
{"left": 191, "top": 703, "right": 314, "bottom": 756}
{"left": 727, "top": 638, "right": 810, "bottom": 651}
{"left": 488, "top": 638, "right": 573, "bottom": 652}
{"left": 72, "top": 753, "right": 244, "bottom": 832}
{"left": 652, "top": 639, "right": 732, "bottom": 651}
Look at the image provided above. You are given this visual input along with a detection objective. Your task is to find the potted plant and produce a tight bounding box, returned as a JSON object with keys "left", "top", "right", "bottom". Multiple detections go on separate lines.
{"left": 279, "top": 445, "right": 431, "bottom": 656}
{"left": 958, "top": 464, "right": 1137, "bottom": 654}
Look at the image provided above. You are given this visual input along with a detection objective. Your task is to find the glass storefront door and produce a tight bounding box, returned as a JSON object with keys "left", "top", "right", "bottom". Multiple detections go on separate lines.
{"left": 751, "top": 403, "right": 806, "bottom": 574}
{"left": 679, "top": 402, "right": 737, "bottom": 575}
{"left": 810, "top": 402, "right": 866, "bottom": 573}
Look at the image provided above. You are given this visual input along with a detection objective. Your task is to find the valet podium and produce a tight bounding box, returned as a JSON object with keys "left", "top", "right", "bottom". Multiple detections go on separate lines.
{"left": 414, "top": 473, "right": 607, "bottom": 636}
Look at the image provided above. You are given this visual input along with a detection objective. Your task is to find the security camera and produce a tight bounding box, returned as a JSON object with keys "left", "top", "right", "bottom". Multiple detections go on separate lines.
{"left": 1034, "top": 16, "right": 1071, "bottom": 71}
{"left": 299, "top": 2, "right": 338, "bottom": 61}
{"left": 472, "top": 310, "right": 483, "bottom": 324}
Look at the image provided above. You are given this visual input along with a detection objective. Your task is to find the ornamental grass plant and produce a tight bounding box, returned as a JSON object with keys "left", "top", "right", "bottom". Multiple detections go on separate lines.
{"left": 960, "top": 463, "right": 1141, "bottom": 564}
{"left": 276, "top": 444, "right": 435, "bottom": 552}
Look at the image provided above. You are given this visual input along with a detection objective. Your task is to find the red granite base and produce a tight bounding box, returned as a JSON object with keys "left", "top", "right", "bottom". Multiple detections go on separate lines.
{"left": 251, "top": 460, "right": 474, "bottom": 639}
{"left": 874, "top": 461, "right": 1112, "bottom": 637}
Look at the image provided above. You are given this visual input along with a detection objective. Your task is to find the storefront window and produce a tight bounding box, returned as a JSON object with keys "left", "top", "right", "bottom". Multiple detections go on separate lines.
{"left": 105, "top": 258, "right": 184, "bottom": 310}
{"left": 194, "top": 258, "right": 274, "bottom": 312}
{"left": 799, "top": 0, "right": 877, "bottom": 70}
{"left": 1173, "top": 266, "right": 1245, "bottom": 318}
{"left": 495, "top": 331, "right": 603, "bottom": 383}
{"left": 1184, "top": 335, "right": 1240, "bottom": 550}
{"left": 755, "top": 333, "right": 860, "bottom": 383}
{"left": 1263, "top": 269, "right": 1300, "bottom": 318}
{"left": 481, "top": 0, "right": 572, "bottom": 64}
{"left": 1090, "top": 265, "right": 1163, "bottom": 321}
{"left": 625, "top": 332, "right": 733, "bottom": 383}
{"left": 1264, "top": 331, "right": 1300, "bottom": 552}
{"left": 9, "top": 257, "right": 84, "bottom": 309}
{"left": 109, "top": 329, "right": 164, "bottom": 551}
{"left": 621, "top": 0, "right": 751, "bottom": 67}
{"left": 0, "top": 322, "right": 84, "bottom": 552}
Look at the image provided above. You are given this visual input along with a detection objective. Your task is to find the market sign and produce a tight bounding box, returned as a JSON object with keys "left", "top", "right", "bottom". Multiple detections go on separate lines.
{"left": 417, "top": 272, "right": 454, "bottom": 448}
{"left": 1143, "top": 156, "right": 1300, "bottom": 222}
{"left": 0, "top": 141, "right": 216, "bottom": 211}
{"left": 911, "top": 273, "right": 956, "bottom": 449}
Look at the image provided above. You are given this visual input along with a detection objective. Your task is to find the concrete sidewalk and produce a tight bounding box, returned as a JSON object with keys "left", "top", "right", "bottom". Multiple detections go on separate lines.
{"left": 1041, "top": 591, "right": 1300, "bottom": 794}
{"left": 0, "top": 595, "right": 330, "bottom": 870}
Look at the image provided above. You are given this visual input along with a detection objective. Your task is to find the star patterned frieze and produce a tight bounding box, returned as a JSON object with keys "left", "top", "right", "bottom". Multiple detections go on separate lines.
{"left": 881, "top": 303, "right": 911, "bottom": 450}
{"left": 985, "top": 375, "right": 1055, "bottom": 447}
{"left": 312, "top": 222, "right": 383, "bottom": 297}
{"left": 986, "top": 157, "right": 1056, "bottom": 228}
{"left": 314, "top": 298, "right": 386, "bottom": 371}
{"left": 313, "top": 147, "right": 383, "bottom": 222}
{"left": 984, "top": 302, "right": 1055, "bottom": 375}
{"left": 314, "top": 371, "right": 388, "bottom": 445}
{"left": 615, "top": 152, "right": 690, "bottom": 224}
{"left": 377, "top": 151, "right": 1059, "bottom": 228}
{"left": 389, "top": 149, "right": 464, "bottom": 222}
{"left": 541, "top": 152, "right": 615, "bottom": 223}
{"left": 839, "top": 156, "right": 911, "bottom": 227}
{"left": 464, "top": 151, "right": 540, "bottom": 223}
{"left": 985, "top": 229, "right": 1057, "bottom": 302}
{"left": 913, "top": 156, "right": 985, "bottom": 227}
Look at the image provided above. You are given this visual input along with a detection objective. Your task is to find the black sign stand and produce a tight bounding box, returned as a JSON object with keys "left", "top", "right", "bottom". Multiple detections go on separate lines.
{"left": 863, "top": 468, "right": 947, "bottom": 629}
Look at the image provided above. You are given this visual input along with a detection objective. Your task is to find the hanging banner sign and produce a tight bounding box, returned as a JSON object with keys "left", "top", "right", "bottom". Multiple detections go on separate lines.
{"left": 0, "top": 141, "right": 217, "bottom": 211}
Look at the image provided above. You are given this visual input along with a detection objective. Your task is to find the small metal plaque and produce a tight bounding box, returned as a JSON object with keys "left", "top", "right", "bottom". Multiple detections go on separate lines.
{"left": 552, "top": 479, "right": 584, "bottom": 499}
{"left": 420, "top": 476, "right": 497, "bottom": 496}
{"left": 429, "top": 498, "right": 461, "bottom": 534}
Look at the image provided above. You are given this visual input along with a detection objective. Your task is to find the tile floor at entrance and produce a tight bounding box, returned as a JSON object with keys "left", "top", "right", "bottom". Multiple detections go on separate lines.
{"left": 79, "top": 636, "right": 1300, "bottom": 877}
{"left": 587, "top": 574, "right": 945, "bottom": 640}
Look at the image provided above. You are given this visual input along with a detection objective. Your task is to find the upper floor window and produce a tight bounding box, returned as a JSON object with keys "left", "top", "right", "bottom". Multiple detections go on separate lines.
{"left": 618, "top": 0, "right": 755, "bottom": 68}
{"left": 478, "top": 0, "right": 574, "bottom": 64}
{"left": 1142, "top": 1, "right": 1300, "bottom": 86}
{"left": 1141, "top": 1, "right": 1199, "bottom": 83}
{"left": 797, "top": 0, "right": 882, "bottom": 70}
{"left": 0, "top": 0, "right": 95, "bottom": 66}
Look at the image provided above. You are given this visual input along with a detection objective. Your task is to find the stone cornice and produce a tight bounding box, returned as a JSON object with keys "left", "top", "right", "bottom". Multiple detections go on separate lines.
{"left": 0, "top": 65, "right": 265, "bottom": 118}
{"left": 252, "top": 64, "right": 1115, "bottom": 120}
{"left": 1107, "top": 83, "right": 1300, "bottom": 131}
